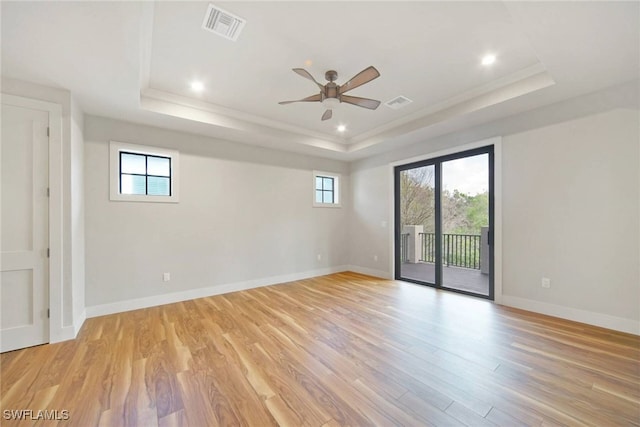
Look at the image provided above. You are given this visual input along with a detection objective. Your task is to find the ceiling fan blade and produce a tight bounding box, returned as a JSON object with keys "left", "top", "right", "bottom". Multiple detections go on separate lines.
{"left": 278, "top": 93, "right": 322, "bottom": 105}
{"left": 339, "top": 66, "right": 380, "bottom": 94}
{"left": 292, "top": 68, "right": 324, "bottom": 90}
{"left": 341, "top": 95, "right": 381, "bottom": 110}
{"left": 321, "top": 109, "right": 332, "bottom": 121}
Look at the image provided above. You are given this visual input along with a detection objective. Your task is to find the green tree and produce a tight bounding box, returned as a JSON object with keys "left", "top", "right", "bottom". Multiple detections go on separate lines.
{"left": 400, "top": 168, "right": 488, "bottom": 236}
{"left": 399, "top": 167, "right": 435, "bottom": 232}
{"left": 465, "top": 191, "right": 489, "bottom": 233}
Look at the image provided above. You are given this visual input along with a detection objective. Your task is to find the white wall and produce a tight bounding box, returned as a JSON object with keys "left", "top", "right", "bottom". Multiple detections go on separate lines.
{"left": 1, "top": 78, "right": 85, "bottom": 340}
{"left": 501, "top": 108, "right": 639, "bottom": 330}
{"left": 349, "top": 166, "right": 393, "bottom": 279}
{"left": 349, "top": 91, "right": 639, "bottom": 333}
{"left": 84, "top": 116, "right": 349, "bottom": 314}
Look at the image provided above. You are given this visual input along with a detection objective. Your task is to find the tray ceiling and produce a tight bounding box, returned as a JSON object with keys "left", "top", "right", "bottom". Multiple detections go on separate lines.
{"left": 2, "top": 1, "right": 638, "bottom": 160}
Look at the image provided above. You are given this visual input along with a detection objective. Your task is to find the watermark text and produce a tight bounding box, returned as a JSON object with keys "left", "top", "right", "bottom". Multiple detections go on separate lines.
{"left": 3, "top": 409, "right": 70, "bottom": 421}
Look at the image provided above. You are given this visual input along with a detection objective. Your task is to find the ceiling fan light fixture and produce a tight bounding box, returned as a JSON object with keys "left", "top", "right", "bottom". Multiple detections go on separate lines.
{"left": 322, "top": 97, "right": 340, "bottom": 109}
{"left": 337, "top": 124, "right": 346, "bottom": 132}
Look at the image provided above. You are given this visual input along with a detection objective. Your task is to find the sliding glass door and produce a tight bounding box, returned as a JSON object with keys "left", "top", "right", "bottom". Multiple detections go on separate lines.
{"left": 394, "top": 146, "right": 494, "bottom": 299}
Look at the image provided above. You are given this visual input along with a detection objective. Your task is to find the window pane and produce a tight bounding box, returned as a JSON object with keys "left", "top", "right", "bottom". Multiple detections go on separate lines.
{"left": 121, "top": 153, "right": 146, "bottom": 174}
{"left": 121, "top": 174, "right": 146, "bottom": 195}
{"left": 315, "top": 190, "right": 324, "bottom": 203}
{"left": 323, "top": 190, "right": 334, "bottom": 203}
{"left": 315, "top": 177, "right": 323, "bottom": 190}
{"left": 147, "top": 176, "right": 170, "bottom": 196}
{"left": 323, "top": 177, "right": 334, "bottom": 191}
{"left": 147, "top": 156, "right": 170, "bottom": 177}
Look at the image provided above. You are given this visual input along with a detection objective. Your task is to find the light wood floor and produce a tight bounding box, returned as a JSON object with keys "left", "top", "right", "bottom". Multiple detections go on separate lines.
{"left": 1, "top": 272, "right": 639, "bottom": 426}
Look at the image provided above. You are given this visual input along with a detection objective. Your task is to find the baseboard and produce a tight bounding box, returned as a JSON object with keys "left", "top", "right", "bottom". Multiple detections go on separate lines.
{"left": 86, "top": 266, "right": 349, "bottom": 318}
{"left": 50, "top": 309, "right": 87, "bottom": 343}
{"left": 346, "top": 265, "right": 393, "bottom": 280}
{"left": 501, "top": 295, "right": 640, "bottom": 335}
{"left": 74, "top": 309, "right": 86, "bottom": 336}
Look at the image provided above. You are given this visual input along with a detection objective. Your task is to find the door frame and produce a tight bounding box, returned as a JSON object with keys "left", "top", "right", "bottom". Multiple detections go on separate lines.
{"left": 388, "top": 137, "right": 503, "bottom": 303}
{"left": 2, "top": 94, "right": 63, "bottom": 344}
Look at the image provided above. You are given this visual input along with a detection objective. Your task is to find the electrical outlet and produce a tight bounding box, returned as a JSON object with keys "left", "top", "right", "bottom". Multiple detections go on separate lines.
{"left": 317, "top": 254, "right": 322, "bottom": 261}
{"left": 541, "top": 277, "right": 550, "bottom": 288}
{"left": 373, "top": 255, "right": 378, "bottom": 261}
{"left": 163, "top": 272, "right": 171, "bottom": 282}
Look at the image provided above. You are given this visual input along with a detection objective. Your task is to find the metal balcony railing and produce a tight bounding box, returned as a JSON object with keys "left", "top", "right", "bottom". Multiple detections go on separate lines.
{"left": 400, "top": 233, "right": 409, "bottom": 262}
{"left": 418, "top": 232, "right": 481, "bottom": 270}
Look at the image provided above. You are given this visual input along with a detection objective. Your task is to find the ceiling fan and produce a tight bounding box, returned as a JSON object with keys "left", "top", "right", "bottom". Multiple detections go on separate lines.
{"left": 279, "top": 66, "right": 381, "bottom": 121}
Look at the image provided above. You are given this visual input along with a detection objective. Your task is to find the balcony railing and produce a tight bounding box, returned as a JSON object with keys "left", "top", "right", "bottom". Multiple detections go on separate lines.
{"left": 400, "top": 233, "right": 409, "bottom": 262}
{"left": 401, "top": 232, "right": 481, "bottom": 269}
{"left": 432, "top": 233, "right": 481, "bottom": 269}
{"left": 419, "top": 232, "right": 435, "bottom": 264}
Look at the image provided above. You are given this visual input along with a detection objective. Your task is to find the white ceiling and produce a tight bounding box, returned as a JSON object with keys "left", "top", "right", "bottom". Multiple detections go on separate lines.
{"left": 2, "top": 1, "right": 639, "bottom": 161}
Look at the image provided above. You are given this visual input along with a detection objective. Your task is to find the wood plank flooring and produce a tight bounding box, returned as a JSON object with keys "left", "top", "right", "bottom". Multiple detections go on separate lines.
{"left": 1, "top": 272, "right": 639, "bottom": 426}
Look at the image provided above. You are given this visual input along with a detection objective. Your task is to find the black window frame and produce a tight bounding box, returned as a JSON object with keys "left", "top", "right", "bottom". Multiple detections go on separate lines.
{"left": 315, "top": 175, "right": 335, "bottom": 204}
{"left": 119, "top": 151, "right": 172, "bottom": 197}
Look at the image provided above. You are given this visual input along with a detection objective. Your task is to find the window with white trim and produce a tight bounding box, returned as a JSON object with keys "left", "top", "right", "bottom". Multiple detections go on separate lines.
{"left": 110, "top": 141, "right": 179, "bottom": 203}
{"left": 313, "top": 171, "right": 341, "bottom": 207}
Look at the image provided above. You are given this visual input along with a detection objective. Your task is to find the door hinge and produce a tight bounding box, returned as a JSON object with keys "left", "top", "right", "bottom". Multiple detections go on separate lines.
{"left": 47, "top": 309, "right": 50, "bottom": 318}
{"left": 47, "top": 127, "right": 50, "bottom": 137}
{"left": 47, "top": 248, "right": 50, "bottom": 258}
{"left": 47, "top": 187, "right": 50, "bottom": 197}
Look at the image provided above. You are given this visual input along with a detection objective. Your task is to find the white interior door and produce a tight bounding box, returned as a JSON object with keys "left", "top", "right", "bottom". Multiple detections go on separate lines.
{"left": 1, "top": 101, "right": 50, "bottom": 352}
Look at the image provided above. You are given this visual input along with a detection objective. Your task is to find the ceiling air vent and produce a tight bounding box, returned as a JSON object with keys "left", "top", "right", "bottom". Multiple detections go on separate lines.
{"left": 385, "top": 95, "right": 413, "bottom": 110}
{"left": 202, "top": 4, "right": 246, "bottom": 41}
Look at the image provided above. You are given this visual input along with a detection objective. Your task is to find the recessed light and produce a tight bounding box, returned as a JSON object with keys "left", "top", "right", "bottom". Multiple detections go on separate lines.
{"left": 191, "top": 81, "right": 204, "bottom": 91}
{"left": 481, "top": 54, "right": 496, "bottom": 66}
{"left": 304, "top": 59, "right": 313, "bottom": 67}
{"left": 337, "top": 125, "right": 346, "bottom": 132}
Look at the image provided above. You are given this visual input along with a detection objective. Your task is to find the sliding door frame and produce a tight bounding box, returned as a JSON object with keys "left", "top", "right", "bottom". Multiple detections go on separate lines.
{"left": 394, "top": 145, "right": 495, "bottom": 300}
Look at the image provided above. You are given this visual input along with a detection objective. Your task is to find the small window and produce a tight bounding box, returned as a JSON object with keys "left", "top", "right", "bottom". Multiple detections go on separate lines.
{"left": 110, "top": 141, "right": 179, "bottom": 203}
{"left": 120, "top": 152, "right": 171, "bottom": 196}
{"left": 313, "top": 171, "right": 341, "bottom": 207}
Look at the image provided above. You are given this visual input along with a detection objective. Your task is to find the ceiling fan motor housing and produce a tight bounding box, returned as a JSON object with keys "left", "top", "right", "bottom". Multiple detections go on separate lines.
{"left": 322, "top": 79, "right": 340, "bottom": 109}
{"left": 322, "top": 70, "right": 341, "bottom": 108}
{"left": 324, "top": 82, "right": 339, "bottom": 99}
